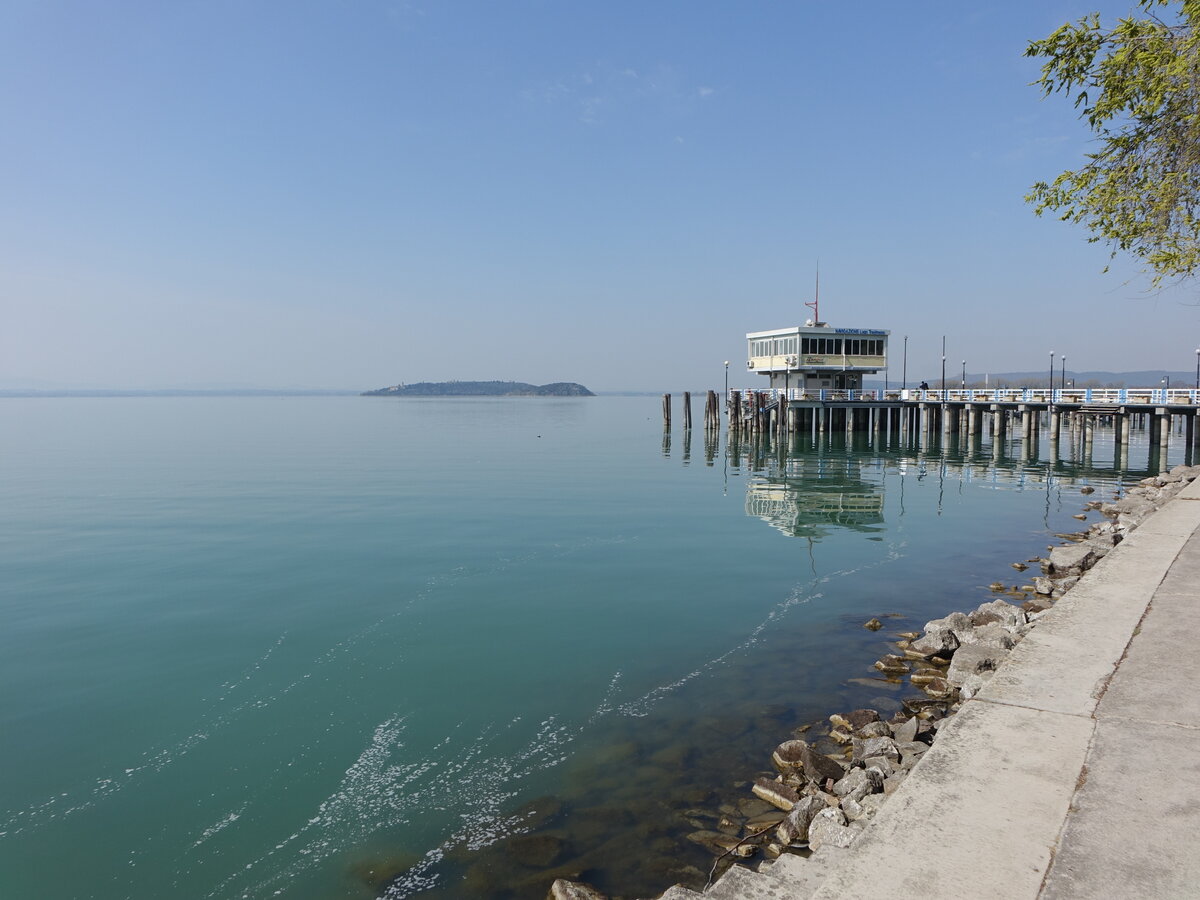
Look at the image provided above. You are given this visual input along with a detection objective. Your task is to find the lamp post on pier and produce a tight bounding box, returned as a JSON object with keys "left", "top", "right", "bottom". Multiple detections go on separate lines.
{"left": 961, "top": 360, "right": 966, "bottom": 390}
{"left": 1061, "top": 355, "right": 1066, "bottom": 394}
{"left": 1194, "top": 348, "right": 1198, "bottom": 390}
{"left": 902, "top": 336, "right": 908, "bottom": 390}
{"left": 941, "top": 335, "right": 946, "bottom": 395}
{"left": 1049, "top": 350, "right": 1055, "bottom": 400}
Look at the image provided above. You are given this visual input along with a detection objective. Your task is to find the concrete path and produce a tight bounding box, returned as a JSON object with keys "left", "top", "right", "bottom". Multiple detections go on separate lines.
{"left": 663, "top": 476, "right": 1200, "bottom": 900}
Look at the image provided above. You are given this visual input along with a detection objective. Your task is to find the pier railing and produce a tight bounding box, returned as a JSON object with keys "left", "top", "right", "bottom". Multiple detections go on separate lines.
{"left": 727, "top": 388, "right": 1200, "bottom": 406}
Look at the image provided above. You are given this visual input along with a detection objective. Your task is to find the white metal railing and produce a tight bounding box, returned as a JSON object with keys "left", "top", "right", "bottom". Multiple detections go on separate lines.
{"left": 726, "top": 388, "right": 1200, "bottom": 406}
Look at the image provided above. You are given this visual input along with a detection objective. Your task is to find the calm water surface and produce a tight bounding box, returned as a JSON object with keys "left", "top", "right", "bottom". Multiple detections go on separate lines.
{"left": 0, "top": 396, "right": 1183, "bottom": 899}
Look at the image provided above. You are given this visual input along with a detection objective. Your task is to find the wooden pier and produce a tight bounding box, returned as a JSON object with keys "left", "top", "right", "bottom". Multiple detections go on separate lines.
{"left": 662, "top": 388, "right": 1200, "bottom": 459}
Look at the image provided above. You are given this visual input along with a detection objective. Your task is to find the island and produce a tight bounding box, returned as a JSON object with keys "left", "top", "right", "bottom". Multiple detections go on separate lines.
{"left": 361, "top": 380, "right": 594, "bottom": 397}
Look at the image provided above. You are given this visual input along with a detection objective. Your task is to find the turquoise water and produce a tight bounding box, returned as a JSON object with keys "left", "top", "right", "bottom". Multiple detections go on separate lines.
{"left": 0, "top": 397, "right": 1181, "bottom": 899}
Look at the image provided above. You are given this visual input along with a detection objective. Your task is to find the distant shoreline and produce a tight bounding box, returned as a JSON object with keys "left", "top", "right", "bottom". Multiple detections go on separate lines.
{"left": 362, "top": 380, "right": 594, "bottom": 398}
{"left": 0, "top": 389, "right": 361, "bottom": 398}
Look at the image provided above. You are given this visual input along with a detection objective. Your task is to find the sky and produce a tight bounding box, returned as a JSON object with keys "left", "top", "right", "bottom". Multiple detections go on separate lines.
{"left": 3, "top": 0, "right": 1197, "bottom": 392}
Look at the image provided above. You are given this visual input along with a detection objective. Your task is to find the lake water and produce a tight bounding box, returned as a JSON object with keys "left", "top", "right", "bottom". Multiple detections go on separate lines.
{"left": 0, "top": 396, "right": 1184, "bottom": 899}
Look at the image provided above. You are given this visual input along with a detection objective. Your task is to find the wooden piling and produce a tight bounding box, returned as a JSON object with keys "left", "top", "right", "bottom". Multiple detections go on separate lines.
{"left": 682, "top": 391, "right": 692, "bottom": 429}
{"left": 662, "top": 393, "right": 671, "bottom": 428}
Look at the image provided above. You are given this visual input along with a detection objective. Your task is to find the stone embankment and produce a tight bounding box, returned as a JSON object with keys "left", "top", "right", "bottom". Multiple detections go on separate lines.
{"left": 545, "top": 464, "right": 1200, "bottom": 900}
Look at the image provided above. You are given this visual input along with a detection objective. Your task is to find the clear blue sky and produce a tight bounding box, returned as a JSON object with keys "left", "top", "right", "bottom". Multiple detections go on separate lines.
{"left": 3, "top": 1, "right": 1194, "bottom": 391}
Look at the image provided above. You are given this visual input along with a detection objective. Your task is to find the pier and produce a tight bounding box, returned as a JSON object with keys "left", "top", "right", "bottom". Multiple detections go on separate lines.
{"left": 659, "top": 387, "right": 1200, "bottom": 461}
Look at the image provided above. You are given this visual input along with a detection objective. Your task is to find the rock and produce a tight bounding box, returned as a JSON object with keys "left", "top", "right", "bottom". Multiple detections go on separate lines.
{"left": 874, "top": 655, "right": 910, "bottom": 674}
{"left": 1011, "top": 562, "right": 1028, "bottom": 571}
{"left": 1046, "top": 542, "right": 1099, "bottom": 576}
{"left": 989, "top": 581, "right": 1007, "bottom": 591}
{"left": 807, "top": 807, "right": 855, "bottom": 851}
{"left": 891, "top": 716, "right": 918, "bottom": 744}
{"left": 960, "top": 673, "right": 988, "bottom": 700}
{"left": 736, "top": 798, "right": 776, "bottom": 818}
{"left": 909, "top": 670, "right": 942, "bottom": 686}
{"left": 862, "top": 755, "right": 897, "bottom": 776}
{"left": 752, "top": 778, "right": 800, "bottom": 812}
{"left": 908, "top": 629, "right": 959, "bottom": 659}
{"left": 685, "top": 830, "right": 743, "bottom": 854}
{"left": 946, "top": 644, "right": 1010, "bottom": 686}
{"left": 851, "top": 735, "right": 900, "bottom": 765}
{"left": 548, "top": 879, "right": 608, "bottom": 900}
{"left": 896, "top": 741, "right": 930, "bottom": 768}
{"left": 956, "top": 623, "right": 1017, "bottom": 650}
{"left": 774, "top": 794, "right": 826, "bottom": 845}
{"left": 970, "top": 599, "right": 1027, "bottom": 629}
{"left": 505, "top": 834, "right": 568, "bottom": 868}
{"left": 920, "top": 677, "right": 955, "bottom": 700}
{"left": 1081, "top": 485, "right": 1095, "bottom": 494}
{"left": 855, "top": 721, "right": 892, "bottom": 739}
{"left": 833, "top": 766, "right": 884, "bottom": 801}
{"left": 829, "top": 709, "right": 880, "bottom": 732}
{"left": 745, "top": 810, "right": 787, "bottom": 830}
{"left": 863, "top": 617, "right": 883, "bottom": 630}
{"left": 771, "top": 740, "right": 809, "bottom": 774}
{"left": 1022, "top": 596, "right": 1053, "bottom": 614}
{"left": 841, "top": 797, "right": 865, "bottom": 820}
{"left": 1033, "top": 576, "right": 1054, "bottom": 595}
{"left": 797, "top": 745, "right": 848, "bottom": 784}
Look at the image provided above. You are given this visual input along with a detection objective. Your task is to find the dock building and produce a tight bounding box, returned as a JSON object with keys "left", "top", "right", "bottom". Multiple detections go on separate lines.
{"left": 746, "top": 322, "right": 890, "bottom": 393}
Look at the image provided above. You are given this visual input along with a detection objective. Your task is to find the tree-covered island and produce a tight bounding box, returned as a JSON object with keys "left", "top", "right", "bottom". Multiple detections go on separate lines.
{"left": 362, "top": 380, "right": 594, "bottom": 397}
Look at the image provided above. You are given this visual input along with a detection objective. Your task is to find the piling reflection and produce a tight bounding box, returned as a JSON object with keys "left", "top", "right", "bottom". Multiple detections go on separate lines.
{"left": 660, "top": 418, "right": 1190, "bottom": 545}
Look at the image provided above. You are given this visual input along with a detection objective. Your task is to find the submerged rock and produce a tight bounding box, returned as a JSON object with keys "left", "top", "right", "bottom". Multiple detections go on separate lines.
{"left": 505, "top": 833, "right": 568, "bottom": 868}
{"left": 548, "top": 879, "right": 608, "bottom": 900}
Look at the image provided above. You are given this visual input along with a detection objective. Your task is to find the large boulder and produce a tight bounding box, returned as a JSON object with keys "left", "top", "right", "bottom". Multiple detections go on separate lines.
{"left": 970, "top": 599, "right": 1027, "bottom": 629}
{"left": 955, "top": 623, "right": 1016, "bottom": 650}
{"left": 833, "top": 766, "right": 884, "bottom": 802}
{"left": 797, "top": 744, "right": 847, "bottom": 785}
{"left": 946, "top": 644, "right": 1010, "bottom": 685}
{"left": 1047, "top": 543, "right": 1098, "bottom": 577}
{"left": 771, "top": 740, "right": 808, "bottom": 774}
{"left": 807, "top": 808, "right": 856, "bottom": 851}
{"left": 851, "top": 736, "right": 900, "bottom": 766}
{"left": 774, "top": 794, "right": 828, "bottom": 845}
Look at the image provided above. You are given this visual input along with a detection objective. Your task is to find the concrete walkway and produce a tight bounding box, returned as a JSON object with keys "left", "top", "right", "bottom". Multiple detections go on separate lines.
{"left": 663, "top": 475, "right": 1200, "bottom": 900}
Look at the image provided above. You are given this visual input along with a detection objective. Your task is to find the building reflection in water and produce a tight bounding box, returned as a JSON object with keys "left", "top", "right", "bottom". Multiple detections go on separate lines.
{"left": 745, "top": 454, "right": 885, "bottom": 540}
{"left": 658, "top": 426, "right": 1182, "bottom": 546}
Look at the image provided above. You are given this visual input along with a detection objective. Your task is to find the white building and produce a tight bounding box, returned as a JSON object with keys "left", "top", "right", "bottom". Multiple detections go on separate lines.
{"left": 746, "top": 322, "right": 890, "bottom": 392}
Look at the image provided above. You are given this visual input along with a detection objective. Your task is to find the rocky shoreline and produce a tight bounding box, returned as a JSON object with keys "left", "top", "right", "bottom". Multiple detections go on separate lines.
{"left": 545, "top": 464, "right": 1200, "bottom": 900}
